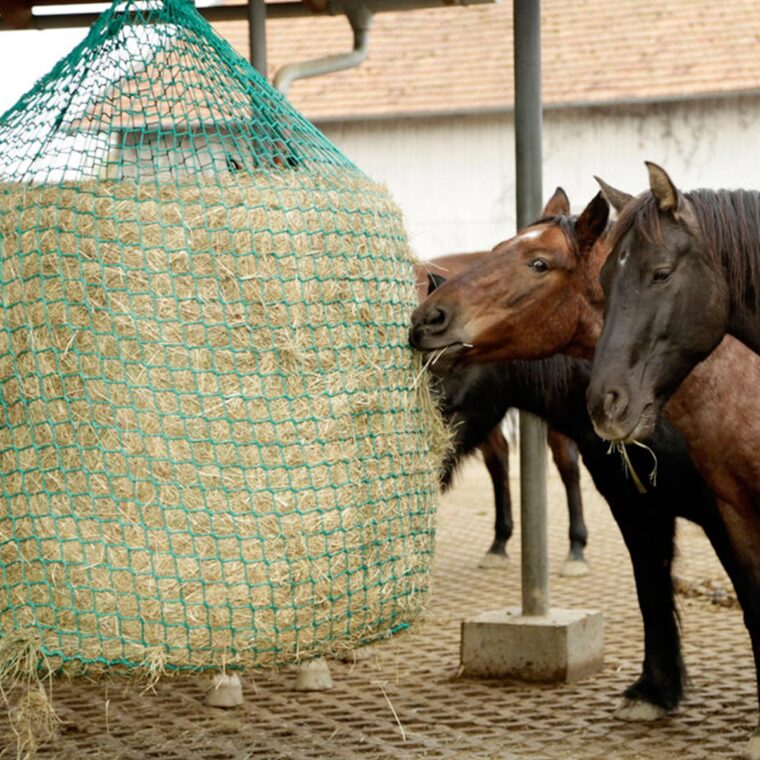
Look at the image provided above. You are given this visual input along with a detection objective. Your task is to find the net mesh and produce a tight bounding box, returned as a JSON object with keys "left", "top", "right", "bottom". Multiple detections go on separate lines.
{"left": 0, "top": 0, "right": 447, "bottom": 675}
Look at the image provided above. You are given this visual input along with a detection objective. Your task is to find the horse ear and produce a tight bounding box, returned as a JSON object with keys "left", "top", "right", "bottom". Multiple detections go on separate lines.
{"left": 542, "top": 187, "right": 570, "bottom": 217}
{"left": 594, "top": 176, "right": 634, "bottom": 214}
{"left": 427, "top": 271, "right": 447, "bottom": 295}
{"left": 575, "top": 192, "right": 609, "bottom": 253}
{"left": 645, "top": 161, "right": 681, "bottom": 213}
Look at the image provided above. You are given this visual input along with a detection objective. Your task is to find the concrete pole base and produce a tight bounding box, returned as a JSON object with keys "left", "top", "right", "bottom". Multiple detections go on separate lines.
{"left": 206, "top": 673, "right": 244, "bottom": 708}
{"left": 294, "top": 657, "right": 334, "bottom": 691}
{"left": 461, "top": 607, "right": 604, "bottom": 682}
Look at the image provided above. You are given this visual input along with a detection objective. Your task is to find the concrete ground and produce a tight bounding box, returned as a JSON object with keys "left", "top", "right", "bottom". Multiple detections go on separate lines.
{"left": 1, "top": 452, "right": 755, "bottom": 759}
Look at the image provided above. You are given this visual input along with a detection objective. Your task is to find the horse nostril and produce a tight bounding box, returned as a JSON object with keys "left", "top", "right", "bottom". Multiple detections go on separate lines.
{"left": 603, "top": 387, "right": 629, "bottom": 421}
{"left": 426, "top": 305, "right": 450, "bottom": 331}
{"left": 409, "top": 303, "right": 453, "bottom": 345}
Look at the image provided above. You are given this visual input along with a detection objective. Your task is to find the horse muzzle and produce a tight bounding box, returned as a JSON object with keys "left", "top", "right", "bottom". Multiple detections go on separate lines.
{"left": 409, "top": 302, "right": 461, "bottom": 350}
{"left": 587, "top": 382, "right": 657, "bottom": 442}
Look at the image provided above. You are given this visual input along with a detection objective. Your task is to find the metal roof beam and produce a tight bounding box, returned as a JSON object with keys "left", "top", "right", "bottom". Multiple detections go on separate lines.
{"left": 0, "top": 0, "right": 500, "bottom": 31}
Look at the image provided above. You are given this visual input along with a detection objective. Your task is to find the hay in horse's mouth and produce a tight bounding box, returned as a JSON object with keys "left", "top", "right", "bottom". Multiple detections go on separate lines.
{"left": 608, "top": 440, "right": 659, "bottom": 494}
{"left": 412, "top": 343, "right": 475, "bottom": 380}
{"left": 416, "top": 341, "right": 473, "bottom": 356}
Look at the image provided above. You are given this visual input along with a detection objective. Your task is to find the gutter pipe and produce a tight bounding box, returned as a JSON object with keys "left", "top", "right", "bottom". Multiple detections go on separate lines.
{"left": 273, "top": 1, "right": 373, "bottom": 96}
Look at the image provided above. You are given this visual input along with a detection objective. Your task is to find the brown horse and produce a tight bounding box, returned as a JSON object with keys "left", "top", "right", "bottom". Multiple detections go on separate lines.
{"left": 409, "top": 189, "right": 609, "bottom": 363}
{"left": 414, "top": 252, "right": 588, "bottom": 575}
{"left": 409, "top": 189, "right": 760, "bottom": 759}
{"left": 587, "top": 163, "right": 760, "bottom": 442}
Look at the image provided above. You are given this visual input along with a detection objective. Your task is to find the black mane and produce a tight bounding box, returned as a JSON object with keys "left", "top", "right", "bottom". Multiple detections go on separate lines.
{"left": 610, "top": 187, "right": 760, "bottom": 308}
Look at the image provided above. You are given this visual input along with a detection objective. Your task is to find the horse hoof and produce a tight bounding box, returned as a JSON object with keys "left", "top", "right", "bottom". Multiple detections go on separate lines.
{"left": 744, "top": 733, "right": 760, "bottom": 760}
{"left": 615, "top": 698, "right": 667, "bottom": 722}
{"left": 478, "top": 552, "right": 509, "bottom": 569}
{"left": 560, "top": 559, "right": 590, "bottom": 577}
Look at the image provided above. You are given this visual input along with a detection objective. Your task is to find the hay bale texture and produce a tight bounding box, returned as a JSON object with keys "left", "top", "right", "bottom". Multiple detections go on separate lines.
{"left": 0, "top": 169, "right": 448, "bottom": 673}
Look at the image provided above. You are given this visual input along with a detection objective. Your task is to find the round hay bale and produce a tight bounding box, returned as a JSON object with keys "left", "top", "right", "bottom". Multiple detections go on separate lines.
{"left": 0, "top": 169, "right": 449, "bottom": 674}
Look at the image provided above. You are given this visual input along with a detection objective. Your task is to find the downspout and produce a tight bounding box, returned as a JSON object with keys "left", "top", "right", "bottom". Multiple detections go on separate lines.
{"left": 273, "top": 1, "right": 373, "bottom": 96}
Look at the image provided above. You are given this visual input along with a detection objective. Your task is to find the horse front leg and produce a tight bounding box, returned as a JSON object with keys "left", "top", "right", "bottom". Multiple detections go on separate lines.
{"left": 707, "top": 498, "right": 760, "bottom": 760}
{"left": 548, "top": 429, "right": 589, "bottom": 577}
{"left": 478, "top": 425, "right": 512, "bottom": 568}
{"left": 610, "top": 503, "right": 685, "bottom": 717}
{"left": 746, "top": 626, "right": 760, "bottom": 760}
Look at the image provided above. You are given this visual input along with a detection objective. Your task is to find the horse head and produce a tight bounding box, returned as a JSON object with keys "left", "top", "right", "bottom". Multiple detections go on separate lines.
{"left": 408, "top": 188, "right": 610, "bottom": 363}
{"left": 587, "top": 163, "right": 731, "bottom": 443}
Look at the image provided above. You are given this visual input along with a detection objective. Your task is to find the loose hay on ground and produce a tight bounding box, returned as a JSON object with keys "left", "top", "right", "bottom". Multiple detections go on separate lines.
{"left": 0, "top": 168, "right": 450, "bottom": 676}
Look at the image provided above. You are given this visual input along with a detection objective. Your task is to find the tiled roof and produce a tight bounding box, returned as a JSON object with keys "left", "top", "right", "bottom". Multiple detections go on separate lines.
{"left": 213, "top": 1, "right": 760, "bottom": 121}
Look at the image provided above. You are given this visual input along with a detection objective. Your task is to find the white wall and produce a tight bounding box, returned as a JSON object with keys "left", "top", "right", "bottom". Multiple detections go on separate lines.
{"left": 320, "top": 95, "right": 760, "bottom": 260}
{"left": 321, "top": 115, "right": 516, "bottom": 260}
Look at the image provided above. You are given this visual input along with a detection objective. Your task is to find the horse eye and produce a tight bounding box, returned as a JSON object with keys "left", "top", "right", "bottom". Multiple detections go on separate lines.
{"left": 529, "top": 258, "right": 549, "bottom": 273}
{"left": 652, "top": 268, "right": 672, "bottom": 283}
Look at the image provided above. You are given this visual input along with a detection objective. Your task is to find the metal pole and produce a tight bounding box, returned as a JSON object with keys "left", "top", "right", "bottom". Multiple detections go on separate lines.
{"left": 248, "top": 0, "right": 268, "bottom": 77}
{"left": 514, "top": 0, "right": 548, "bottom": 617}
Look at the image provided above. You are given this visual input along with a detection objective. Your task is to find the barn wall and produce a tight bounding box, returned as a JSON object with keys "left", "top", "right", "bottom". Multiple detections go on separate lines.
{"left": 319, "top": 94, "right": 760, "bottom": 260}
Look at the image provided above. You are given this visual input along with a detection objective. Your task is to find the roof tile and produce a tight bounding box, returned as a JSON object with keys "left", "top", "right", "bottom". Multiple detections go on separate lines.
{"left": 213, "top": 1, "right": 760, "bottom": 120}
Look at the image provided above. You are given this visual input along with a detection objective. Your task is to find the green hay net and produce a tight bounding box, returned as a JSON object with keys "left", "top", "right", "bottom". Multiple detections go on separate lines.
{"left": 0, "top": 0, "right": 447, "bottom": 676}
